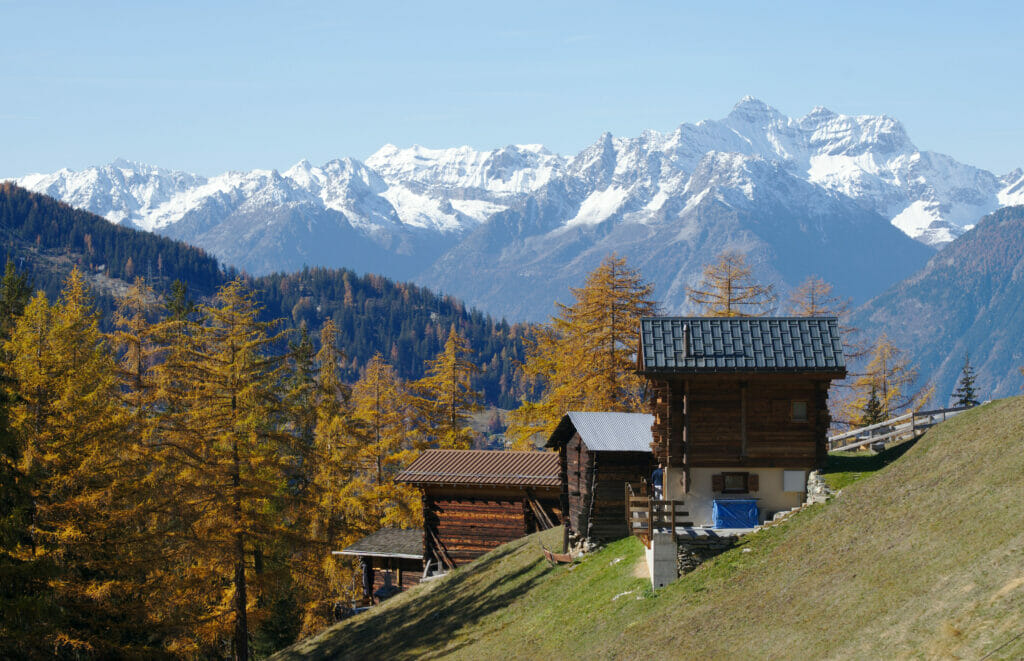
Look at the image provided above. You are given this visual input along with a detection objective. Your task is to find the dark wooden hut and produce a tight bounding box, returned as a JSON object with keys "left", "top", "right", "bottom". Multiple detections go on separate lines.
{"left": 637, "top": 317, "right": 846, "bottom": 528}
{"left": 546, "top": 412, "right": 655, "bottom": 546}
{"left": 335, "top": 527, "right": 423, "bottom": 605}
{"left": 396, "top": 450, "right": 561, "bottom": 570}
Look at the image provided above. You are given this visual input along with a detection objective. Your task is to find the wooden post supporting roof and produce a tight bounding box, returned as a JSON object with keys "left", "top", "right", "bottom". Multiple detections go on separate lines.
{"left": 740, "top": 381, "right": 748, "bottom": 460}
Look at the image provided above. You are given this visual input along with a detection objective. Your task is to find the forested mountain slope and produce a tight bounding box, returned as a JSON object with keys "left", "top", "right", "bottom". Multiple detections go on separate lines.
{"left": 851, "top": 205, "right": 1024, "bottom": 400}
{"left": 0, "top": 183, "right": 527, "bottom": 406}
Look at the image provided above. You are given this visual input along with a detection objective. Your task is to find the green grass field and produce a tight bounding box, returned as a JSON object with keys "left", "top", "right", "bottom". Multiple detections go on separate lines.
{"left": 275, "top": 397, "right": 1024, "bottom": 660}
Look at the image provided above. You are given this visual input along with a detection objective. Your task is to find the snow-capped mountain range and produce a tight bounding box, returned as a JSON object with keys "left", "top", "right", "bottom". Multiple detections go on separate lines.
{"left": 10, "top": 98, "right": 1022, "bottom": 319}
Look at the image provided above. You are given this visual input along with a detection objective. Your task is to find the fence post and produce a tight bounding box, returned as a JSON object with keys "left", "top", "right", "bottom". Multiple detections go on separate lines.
{"left": 670, "top": 501, "right": 676, "bottom": 536}
{"left": 647, "top": 499, "right": 653, "bottom": 533}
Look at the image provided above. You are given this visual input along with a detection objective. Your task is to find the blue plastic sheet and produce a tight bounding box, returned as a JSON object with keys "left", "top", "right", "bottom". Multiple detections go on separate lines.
{"left": 712, "top": 499, "right": 759, "bottom": 528}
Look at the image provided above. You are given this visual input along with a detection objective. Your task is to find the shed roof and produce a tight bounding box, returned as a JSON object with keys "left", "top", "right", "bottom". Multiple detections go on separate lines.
{"left": 395, "top": 450, "right": 560, "bottom": 488}
{"left": 546, "top": 412, "right": 654, "bottom": 453}
{"left": 639, "top": 317, "right": 845, "bottom": 374}
{"left": 336, "top": 528, "right": 423, "bottom": 560}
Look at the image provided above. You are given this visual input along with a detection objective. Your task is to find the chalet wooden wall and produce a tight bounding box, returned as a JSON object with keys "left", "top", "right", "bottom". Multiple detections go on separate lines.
{"left": 564, "top": 433, "right": 653, "bottom": 542}
{"left": 423, "top": 487, "right": 561, "bottom": 567}
{"left": 650, "top": 374, "right": 833, "bottom": 471}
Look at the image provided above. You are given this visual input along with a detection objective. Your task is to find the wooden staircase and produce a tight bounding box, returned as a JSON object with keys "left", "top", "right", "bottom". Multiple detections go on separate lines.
{"left": 625, "top": 482, "right": 691, "bottom": 547}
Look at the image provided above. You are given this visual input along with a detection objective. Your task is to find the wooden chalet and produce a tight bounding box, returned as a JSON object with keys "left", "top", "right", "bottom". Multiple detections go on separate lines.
{"left": 335, "top": 527, "right": 423, "bottom": 605}
{"left": 396, "top": 450, "right": 562, "bottom": 570}
{"left": 546, "top": 412, "right": 655, "bottom": 545}
{"left": 638, "top": 317, "right": 846, "bottom": 528}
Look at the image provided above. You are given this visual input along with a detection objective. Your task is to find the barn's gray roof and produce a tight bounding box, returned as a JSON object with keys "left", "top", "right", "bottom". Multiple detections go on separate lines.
{"left": 639, "top": 317, "right": 845, "bottom": 374}
{"left": 337, "top": 528, "right": 423, "bottom": 560}
{"left": 546, "top": 412, "right": 654, "bottom": 453}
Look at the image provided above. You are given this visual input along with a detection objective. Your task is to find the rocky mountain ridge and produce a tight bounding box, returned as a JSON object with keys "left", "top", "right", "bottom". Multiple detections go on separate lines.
{"left": 10, "top": 98, "right": 1019, "bottom": 319}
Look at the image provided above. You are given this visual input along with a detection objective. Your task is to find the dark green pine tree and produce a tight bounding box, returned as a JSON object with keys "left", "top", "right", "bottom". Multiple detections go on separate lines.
{"left": 861, "top": 385, "right": 885, "bottom": 426}
{"left": 952, "top": 353, "right": 980, "bottom": 408}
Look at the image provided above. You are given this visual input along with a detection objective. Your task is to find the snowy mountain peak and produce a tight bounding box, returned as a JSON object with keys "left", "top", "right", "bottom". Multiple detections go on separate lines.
{"left": 11, "top": 97, "right": 1023, "bottom": 259}
{"left": 727, "top": 96, "right": 785, "bottom": 125}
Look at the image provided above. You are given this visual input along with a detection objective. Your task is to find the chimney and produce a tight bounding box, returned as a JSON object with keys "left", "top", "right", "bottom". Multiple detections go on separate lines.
{"left": 682, "top": 323, "right": 690, "bottom": 359}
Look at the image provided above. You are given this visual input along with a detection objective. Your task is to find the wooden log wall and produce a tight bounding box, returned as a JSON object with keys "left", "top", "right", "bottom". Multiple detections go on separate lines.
{"left": 423, "top": 488, "right": 561, "bottom": 567}
{"left": 565, "top": 433, "right": 654, "bottom": 543}
{"left": 566, "top": 434, "right": 590, "bottom": 537}
{"left": 650, "top": 374, "right": 834, "bottom": 471}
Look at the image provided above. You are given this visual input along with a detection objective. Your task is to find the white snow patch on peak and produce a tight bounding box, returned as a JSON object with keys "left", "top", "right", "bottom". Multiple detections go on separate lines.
{"left": 448, "top": 198, "right": 507, "bottom": 223}
{"left": 367, "top": 142, "right": 564, "bottom": 195}
{"left": 565, "top": 186, "right": 629, "bottom": 227}
{"left": 998, "top": 170, "right": 1024, "bottom": 206}
{"left": 378, "top": 184, "right": 465, "bottom": 232}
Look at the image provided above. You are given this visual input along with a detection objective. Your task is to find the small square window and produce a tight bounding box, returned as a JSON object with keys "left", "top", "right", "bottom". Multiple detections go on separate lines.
{"left": 783, "top": 470, "right": 806, "bottom": 492}
{"left": 722, "top": 472, "right": 748, "bottom": 494}
{"left": 791, "top": 400, "right": 808, "bottom": 423}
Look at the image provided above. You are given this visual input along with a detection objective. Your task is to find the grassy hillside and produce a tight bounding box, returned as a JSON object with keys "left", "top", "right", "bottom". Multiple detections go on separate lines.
{"left": 274, "top": 397, "right": 1024, "bottom": 660}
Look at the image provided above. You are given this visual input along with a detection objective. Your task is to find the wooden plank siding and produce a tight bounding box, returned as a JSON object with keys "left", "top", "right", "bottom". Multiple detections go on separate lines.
{"left": 650, "top": 374, "right": 834, "bottom": 470}
{"left": 563, "top": 432, "right": 654, "bottom": 543}
{"left": 422, "top": 486, "right": 561, "bottom": 567}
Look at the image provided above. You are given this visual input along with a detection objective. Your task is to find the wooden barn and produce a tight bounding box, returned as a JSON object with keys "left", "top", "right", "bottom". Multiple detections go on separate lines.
{"left": 335, "top": 528, "right": 423, "bottom": 605}
{"left": 396, "top": 450, "right": 562, "bottom": 570}
{"left": 546, "top": 412, "right": 655, "bottom": 546}
{"left": 638, "top": 317, "right": 846, "bottom": 528}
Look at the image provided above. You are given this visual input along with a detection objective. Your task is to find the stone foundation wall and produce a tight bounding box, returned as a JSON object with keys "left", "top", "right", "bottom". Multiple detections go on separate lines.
{"left": 676, "top": 535, "right": 740, "bottom": 575}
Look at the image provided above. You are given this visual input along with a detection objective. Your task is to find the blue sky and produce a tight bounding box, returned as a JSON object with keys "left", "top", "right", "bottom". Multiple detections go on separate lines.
{"left": 2, "top": 1, "right": 1021, "bottom": 176}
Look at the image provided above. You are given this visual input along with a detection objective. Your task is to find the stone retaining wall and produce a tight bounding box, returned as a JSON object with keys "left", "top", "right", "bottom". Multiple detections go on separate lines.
{"left": 676, "top": 534, "right": 740, "bottom": 575}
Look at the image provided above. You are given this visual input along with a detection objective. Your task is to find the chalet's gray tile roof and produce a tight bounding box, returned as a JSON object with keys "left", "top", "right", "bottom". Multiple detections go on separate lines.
{"left": 546, "top": 412, "right": 654, "bottom": 453}
{"left": 395, "top": 450, "right": 560, "bottom": 488}
{"left": 337, "top": 528, "right": 423, "bottom": 559}
{"left": 639, "top": 317, "right": 845, "bottom": 374}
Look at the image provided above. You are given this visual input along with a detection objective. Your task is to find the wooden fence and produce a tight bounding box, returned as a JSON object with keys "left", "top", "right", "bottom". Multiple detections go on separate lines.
{"left": 827, "top": 405, "right": 974, "bottom": 452}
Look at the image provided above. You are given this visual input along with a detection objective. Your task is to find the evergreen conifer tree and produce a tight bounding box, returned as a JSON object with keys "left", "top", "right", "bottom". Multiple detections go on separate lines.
{"left": 952, "top": 353, "right": 980, "bottom": 408}
{"left": 861, "top": 386, "right": 885, "bottom": 426}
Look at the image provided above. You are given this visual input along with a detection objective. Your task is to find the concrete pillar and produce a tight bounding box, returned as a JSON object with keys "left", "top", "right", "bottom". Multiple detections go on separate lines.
{"left": 646, "top": 532, "right": 678, "bottom": 589}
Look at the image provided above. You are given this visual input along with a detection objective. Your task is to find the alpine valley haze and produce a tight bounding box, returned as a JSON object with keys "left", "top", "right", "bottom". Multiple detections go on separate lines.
{"left": 13, "top": 98, "right": 1023, "bottom": 321}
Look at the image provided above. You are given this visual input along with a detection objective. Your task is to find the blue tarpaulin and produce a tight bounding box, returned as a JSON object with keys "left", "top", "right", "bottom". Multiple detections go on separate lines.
{"left": 712, "top": 499, "right": 759, "bottom": 528}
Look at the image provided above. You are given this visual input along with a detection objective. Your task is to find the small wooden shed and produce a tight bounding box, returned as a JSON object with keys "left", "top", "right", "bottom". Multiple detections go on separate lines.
{"left": 335, "top": 527, "right": 423, "bottom": 605}
{"left": 396, "top": 450, "right": 562, "bottom": 570}
{"left": 546, "top": 412, "right": 655, "bottom": 545}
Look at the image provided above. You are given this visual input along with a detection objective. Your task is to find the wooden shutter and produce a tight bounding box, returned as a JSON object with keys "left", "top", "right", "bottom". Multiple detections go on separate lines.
{"left": 711, "top": 474, "right": 724, "bottom": 492}
{"left": 749, "top": 473, "right": 759, "bottom": 492}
